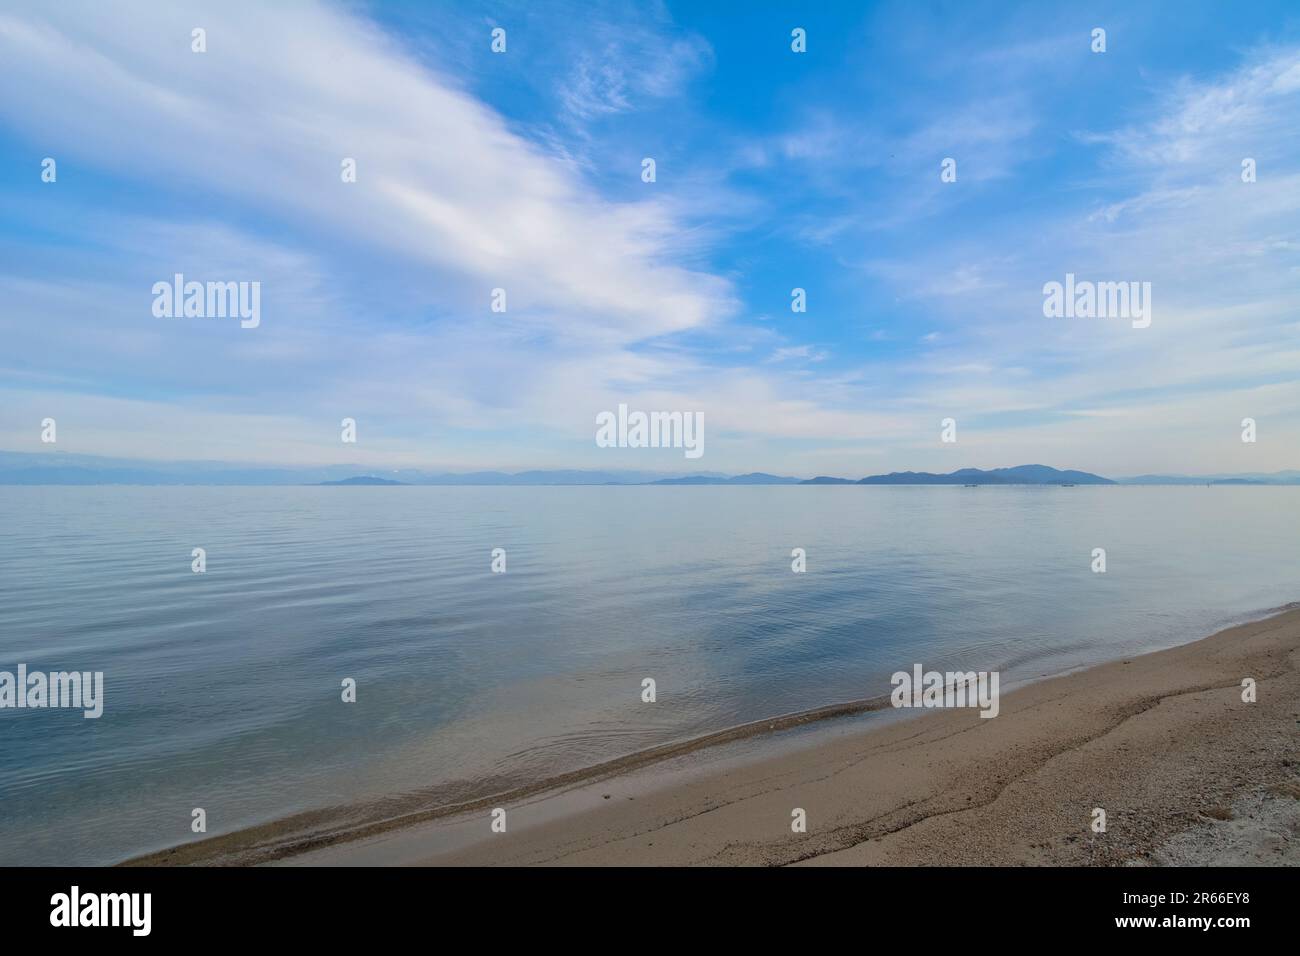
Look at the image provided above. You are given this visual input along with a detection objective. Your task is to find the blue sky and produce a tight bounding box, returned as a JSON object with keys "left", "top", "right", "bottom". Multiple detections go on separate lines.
{"left": 1, "top": 0, "right": 1298, "bottom": 476}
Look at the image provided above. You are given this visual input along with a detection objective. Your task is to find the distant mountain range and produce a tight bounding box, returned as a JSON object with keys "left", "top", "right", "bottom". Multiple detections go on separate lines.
{"left": 1118, "top": 471, "right": 1300, "bottom": 486}
{"left": 859, "top": 465, "right": 1114, "bottom": 485}
{"left": 0, "top": 452, "right": 724, "bottom": 486}
{"left": 650, "top": 465, "right": 1114, "bottom": 485}
{"left": 3, "top": 451, "right": 1299, "bottom": 486}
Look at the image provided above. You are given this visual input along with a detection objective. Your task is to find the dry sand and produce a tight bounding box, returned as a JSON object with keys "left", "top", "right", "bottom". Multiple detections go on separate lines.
{"left": 133, "top": 606, "right": 1300, "bottom": 866}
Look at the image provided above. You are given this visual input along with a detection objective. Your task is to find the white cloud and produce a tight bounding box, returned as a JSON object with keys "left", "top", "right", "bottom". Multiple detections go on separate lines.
{"left": 1084, "top": 48, "right": 1300, "bottom": 171}
{"left": 0, "top": 1, "right": 732, "bottom": 342}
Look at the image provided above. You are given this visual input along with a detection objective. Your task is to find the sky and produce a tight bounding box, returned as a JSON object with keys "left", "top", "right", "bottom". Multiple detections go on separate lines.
{"left": 1, "top": 0, "right": 1298, "bottom": 477}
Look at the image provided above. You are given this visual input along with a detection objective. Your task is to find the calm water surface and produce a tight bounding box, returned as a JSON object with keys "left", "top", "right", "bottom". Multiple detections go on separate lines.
{"left": 1, "top": 485, "right": 1297, "bottom": 864}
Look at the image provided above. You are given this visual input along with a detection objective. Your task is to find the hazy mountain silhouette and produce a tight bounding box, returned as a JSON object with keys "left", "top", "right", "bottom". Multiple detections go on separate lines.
{"left": 857, "top": 465, "right": 1114, "bottom": 485}
{"left": 5, "top": 451, "right": 1299, "bottom": 486}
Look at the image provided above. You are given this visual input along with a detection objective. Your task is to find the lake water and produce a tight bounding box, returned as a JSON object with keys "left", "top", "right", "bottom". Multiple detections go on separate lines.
{"left": 1, "top": 485, "right": 1297, "bottom": 865}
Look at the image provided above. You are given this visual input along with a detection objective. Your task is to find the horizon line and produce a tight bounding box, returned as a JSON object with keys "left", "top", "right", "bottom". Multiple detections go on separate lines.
{"left": 4, "top": 451, "right": 1300, "bottom": 486}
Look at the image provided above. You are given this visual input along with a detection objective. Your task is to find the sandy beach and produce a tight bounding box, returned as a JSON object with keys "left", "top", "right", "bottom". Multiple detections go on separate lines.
{"left": 132, "top": 606, "right": 1300, "bottom": 866}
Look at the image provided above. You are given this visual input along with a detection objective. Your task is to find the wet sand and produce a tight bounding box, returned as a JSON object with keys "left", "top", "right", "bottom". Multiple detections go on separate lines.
{"left": 131, "top": 606, "right": 1300, "bottom": 866}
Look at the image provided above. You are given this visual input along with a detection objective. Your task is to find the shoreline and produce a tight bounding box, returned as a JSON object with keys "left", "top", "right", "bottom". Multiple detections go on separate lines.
{"left": 124, "top": 688, "right": 903, "bottom": 867}
{"left": 128, "top": 603, "right": 1300, "bottom": 866}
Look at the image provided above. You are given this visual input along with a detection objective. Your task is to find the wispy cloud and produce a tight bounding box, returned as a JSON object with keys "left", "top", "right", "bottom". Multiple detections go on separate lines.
{"left": 558, "top": 27, "right": 712, "bottom": 123}
{"left": 0, "top": 2, "right": 732, "bottom": 341}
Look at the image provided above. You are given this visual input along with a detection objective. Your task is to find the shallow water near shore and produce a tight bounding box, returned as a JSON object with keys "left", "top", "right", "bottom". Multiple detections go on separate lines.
{"left": 1, "top": 484, "right": 1297, "bottom": 865}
